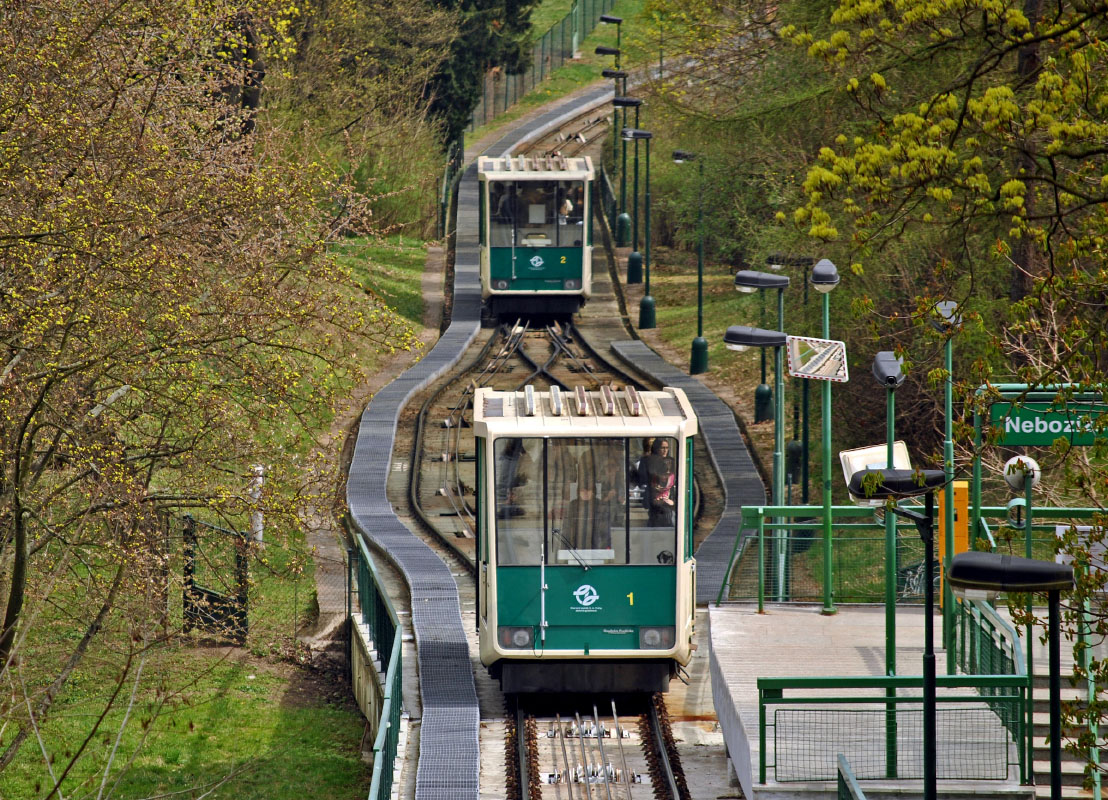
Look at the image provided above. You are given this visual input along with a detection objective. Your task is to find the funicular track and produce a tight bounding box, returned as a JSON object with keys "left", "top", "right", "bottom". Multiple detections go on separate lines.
{"left": 410, "top": 319, "right": 660, "bottom": 568}
{"left": 506, "top": 694, "right": 692, "bottom": 800}
{"left": 345, "top": 83, "right": 615, "bottom": 800}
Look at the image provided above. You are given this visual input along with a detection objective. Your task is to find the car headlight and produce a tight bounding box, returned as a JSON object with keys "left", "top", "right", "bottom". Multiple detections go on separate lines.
{"left": 639, "top": 626, "right": 675, "bottom": 650}
{"left": 499, "top": 626, "right": 534, "bottom": 649}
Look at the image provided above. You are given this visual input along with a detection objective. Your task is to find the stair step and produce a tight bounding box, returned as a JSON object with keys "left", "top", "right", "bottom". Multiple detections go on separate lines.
{"left": 1031, "top": 759, "right": 1091, "bottom": 785}
{"left": 1031, "top": 783, "right": 1095, "bottom": 799}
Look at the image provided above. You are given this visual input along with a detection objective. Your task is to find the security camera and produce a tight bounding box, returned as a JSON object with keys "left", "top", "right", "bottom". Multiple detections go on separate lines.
{"left": 871, "top": 351, "right": 905, "bottom": 389}
{"left": 1003, "top": 456, "right": 1041, "bottom": 491}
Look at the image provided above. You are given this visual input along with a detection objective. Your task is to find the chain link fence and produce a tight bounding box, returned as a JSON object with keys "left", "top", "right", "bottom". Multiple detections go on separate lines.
{"left": 468, "top": 0, "right": 617, "bottom": 129}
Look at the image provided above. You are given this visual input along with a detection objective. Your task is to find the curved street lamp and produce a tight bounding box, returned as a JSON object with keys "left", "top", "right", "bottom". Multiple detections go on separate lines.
{"left": 623, "top": 128, "right": 655, "bottom": 327}
{"left": 725, "top": 323, "right": 791, "bottom": 598}
{"left": 673, "top": 150, "right": 707, "bottom": 373}
{"left": 810, "top": 258, "right": 839, "bottom": 614}
{"left": 849, "top": 467, "right": 948, "bottom": 800}
{"left": 612, "top": 96, "right": 641, "bottom": 252}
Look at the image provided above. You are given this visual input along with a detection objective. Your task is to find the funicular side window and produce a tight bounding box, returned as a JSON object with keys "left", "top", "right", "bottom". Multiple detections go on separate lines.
{"left": 494, "top": 436, "right": 677, "bottom": 567}
{"left": 488, "top": 180, "right": 585, "bottom": 249}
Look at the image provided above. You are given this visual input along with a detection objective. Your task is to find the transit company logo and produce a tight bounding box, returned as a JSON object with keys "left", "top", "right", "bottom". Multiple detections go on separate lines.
{"left": 529, "top": 255, "right": 544, "bottom": 269}
{"left": 572, "top": 584, "right": 599, "bottom": 609}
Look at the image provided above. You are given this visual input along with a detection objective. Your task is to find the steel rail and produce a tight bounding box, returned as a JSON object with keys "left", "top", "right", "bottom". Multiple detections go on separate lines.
{"left": 648, "top": 699, "right": 681, "bottom": 800}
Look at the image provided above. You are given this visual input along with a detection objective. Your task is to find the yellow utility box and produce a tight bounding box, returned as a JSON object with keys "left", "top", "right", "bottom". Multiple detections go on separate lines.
{"left": 937, "top": 480, "right": 969, "bottom": 606}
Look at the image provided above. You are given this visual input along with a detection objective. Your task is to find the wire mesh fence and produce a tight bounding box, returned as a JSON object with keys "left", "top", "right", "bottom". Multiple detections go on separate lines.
{"left": 468, "top": 0, "right": 617, "bottom": 130}
{"left": 772, "top": 706, "right": 1017, "bottom": 782}
{"left": 726, "top": 527, "right": 937, "bottom": 604}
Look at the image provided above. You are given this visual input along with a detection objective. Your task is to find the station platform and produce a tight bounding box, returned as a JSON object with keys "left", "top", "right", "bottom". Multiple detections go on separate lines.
{"left": 710, "top": 603, "right": 1035, "bottom": 800}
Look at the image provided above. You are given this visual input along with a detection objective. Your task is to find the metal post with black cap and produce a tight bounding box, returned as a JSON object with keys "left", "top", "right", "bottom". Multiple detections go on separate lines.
{"left": 848, "top": 467, "right": 948, "bottom": 800}
{"left": 930, "top": 300, "right": 962, "bottom": 671}
{"left": 949, "top": 551, "right": 1074, "bottom": 800}
{"left": 725, "top": 323, "right": 789, "bottom": 599}
{"left": 810, "top": 259, "right": 839, "bottom": 614}
{"left": 871, "top": 350, "right": 906, "bottom": 779}
{"left": 612, "top": 96, "right": 641, "bottom": 259}
{"left": 623, "top": 128, "right": 655, "bottom": 327}
{"left": 673, "top": 149, "right": 707, "bottom": 373}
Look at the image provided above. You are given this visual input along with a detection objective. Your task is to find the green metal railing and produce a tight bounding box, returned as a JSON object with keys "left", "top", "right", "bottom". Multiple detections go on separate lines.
{"left": 758, "top": 675, "right": 1026, "bottom": 784}
{"left": 468, "top": 0, "right": 617, "bottom": 129}
{"left": 952, "top": 598, "right": 1028, "bottom": 782}
{"left": 598, "top": 164, "right": 618, "bottom": 231}
{"left": 438, "top": 136, "right": 464, "bottom": 238}
{"left": 722, "top": 504, "right": 1105, "bottom": 608}
{"left": 352, "top": 536, "right": 404, "bottom": 800}
{"left": 837, "top": 755, "right": 868, "bottom": 800}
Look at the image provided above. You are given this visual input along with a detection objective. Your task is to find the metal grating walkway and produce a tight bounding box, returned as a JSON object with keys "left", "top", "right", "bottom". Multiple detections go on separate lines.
{"left": 610, "top": 341, "right": 766, "bottom": 604}
{"left": 346, "top": 83, "right": 613, "bottom": 800}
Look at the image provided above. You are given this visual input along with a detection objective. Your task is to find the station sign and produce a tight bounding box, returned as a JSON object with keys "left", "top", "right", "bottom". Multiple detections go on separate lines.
{"left": 989, "top": 402, "right": 1108, "bottom": 446}
{"left": 786, "top": 336, "right": 849, "bottom": 382}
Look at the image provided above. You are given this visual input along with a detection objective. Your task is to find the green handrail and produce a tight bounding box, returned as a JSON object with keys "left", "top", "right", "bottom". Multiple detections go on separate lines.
{"left": 837, "top": 754, "right": 868, "bottom": 800}
{"left": 758, "top": 674, "right": 1027, "bottom": 784}
{"left": 353, "top": 535, "right": 405, "bottom": 800}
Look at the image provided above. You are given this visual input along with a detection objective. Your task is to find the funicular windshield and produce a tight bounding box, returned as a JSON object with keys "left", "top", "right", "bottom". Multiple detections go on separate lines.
{"left": 494, "top": 436, "right": 678, "bottom": 567}
{"left": 488, "top": 180, "right": 585, "bottom": 248}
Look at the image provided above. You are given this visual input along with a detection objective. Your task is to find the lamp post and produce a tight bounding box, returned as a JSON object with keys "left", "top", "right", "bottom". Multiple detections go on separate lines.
{"left": 725, "top": 324, "right": 789, "bottom": 599}
{"left": 673, "top": 150, "right": 708, "bottom": 374}
{"left": 810, "top": 259, "right": 839, "bottom": 614}
{"left": 767, "top": 254, "right": 815, "bottom": 502}
{"left": 849, "top": 468, "right": 949, "bottom": 800}
{"left": 949, "top": 551, "right": 1073, "bottom": 800}
{"left": 612, "top": 96, "right": 640, "bottom": 253}
{"left": 872, "top": 349, "right": 906, "bottom": 780}
{"left": 930, "top": 300, "right": 961, "bottom": 671}
{"left": 1005, "top": 454, "right": 1042, "bottom": 781}
{"left": 735, "top": 271, "right": 791, "bottom": 516}
{"left": 623, "top": 127, "right": 655, "bottom": 328}
{"left": 599, "top": 16, "right": 623, "bottom": 67}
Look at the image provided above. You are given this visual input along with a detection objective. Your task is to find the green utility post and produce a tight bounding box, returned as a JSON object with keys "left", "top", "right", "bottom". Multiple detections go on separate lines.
{"left": 885, "top": 388, "right": 898, "bottom": 779}
{"left": 872, "top": 350, "right": 905, "bottom": 780}
{"left": 1025, "top": 473, "right": 1035, "bottom": 782}
{"left": 673, "top": 151, "right": 708, "bottom": 374}
{"left": 810, "top": 259, "right": 839, "bottom": 614}
{"left": 691, "top": 159, "right": 707, "bottom": 372}
{"left": 639, "top": 131, "right": 655, "bottom": 329}
{"left": 933, "top": 301, "right": 960, "bottom": 674}
{"left": 626, "top": 107, "right": 642, "bottom": 284}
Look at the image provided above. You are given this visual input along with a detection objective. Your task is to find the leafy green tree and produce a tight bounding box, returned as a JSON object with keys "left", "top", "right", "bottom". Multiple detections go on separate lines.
{"left": 427, "top": 0, "right": 540, "bottom": 142}
{"left": 0, "top": 0, "right": 416, "bottom": 786}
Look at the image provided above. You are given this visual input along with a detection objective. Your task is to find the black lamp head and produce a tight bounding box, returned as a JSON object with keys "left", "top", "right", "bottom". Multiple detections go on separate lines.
{"left": 733, "top": 269, "right": 790, "bottom": 293}
{"left": 602, "top": 69, "right": 627, "bottom": 80}
{"left": 621, "top": 127, "right": 653, "bottom": 141}
{"left": 723, "top": 325, "right": 787, "bottom": 352}
{"left": 595, "top": 46, "right": 620, "bottom": 56}
{"left": 930, "top": 300, "right": 962, "bottom": 333}
{"left": 810, "top": 258, "right": 840, "bottom": 293}
{"left": 765, "top": 254, "right": 815, "bottom": 270}
{"left": 949, "top": 551, "right": 1073, "bottom": 594}
{"left": 847, "top": 468, "right": 946, "bottom": 499}
{"left": 872, "top": 350, "right": 905, "bottom": 388}
{"left": 612, "top": 96, "right": 642, "bottom": 108}
{"left": 599, "top": 14, "right": 623, "bottom": 24}
{"left": 672, "top": 149, "right": 697, "bottom": 164}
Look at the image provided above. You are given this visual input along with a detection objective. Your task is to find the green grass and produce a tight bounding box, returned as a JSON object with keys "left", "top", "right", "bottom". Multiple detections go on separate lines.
{"left": 468, "top": 0, "right": 646, "bottom": 145}
{"left": 530, "top": 0, "right": 578, "bottom": 40}
{"left": 333, "top": 234, "right": 428, "bottom": 327}
{"left": 1, "top": 233, "right": 433, "bottom": 800}
{"left": 2, "top": 647, "right": 370, "bottom": 800}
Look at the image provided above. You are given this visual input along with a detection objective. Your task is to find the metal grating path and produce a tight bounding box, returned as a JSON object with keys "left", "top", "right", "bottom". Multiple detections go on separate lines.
{"left": 346, "top": 84, "right": 614, "bottom": 800}
{"left": 610, "top": 341, "right": 766, "bottom": 604}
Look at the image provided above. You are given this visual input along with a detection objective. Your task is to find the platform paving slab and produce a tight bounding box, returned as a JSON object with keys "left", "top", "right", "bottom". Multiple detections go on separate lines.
{"left": 710, "top": 603, "right": 1034, "bottom": 800}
